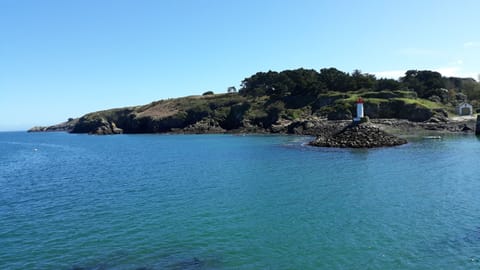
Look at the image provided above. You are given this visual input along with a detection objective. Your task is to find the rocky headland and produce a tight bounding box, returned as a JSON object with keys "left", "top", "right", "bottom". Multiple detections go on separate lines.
{"left": 28, "top": 91, "right": 477, "bottom": 143}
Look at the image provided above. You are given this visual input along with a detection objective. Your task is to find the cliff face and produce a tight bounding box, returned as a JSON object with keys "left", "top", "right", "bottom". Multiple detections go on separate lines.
{"left": 30, "top": 91, "right": 454, "bottom": 135}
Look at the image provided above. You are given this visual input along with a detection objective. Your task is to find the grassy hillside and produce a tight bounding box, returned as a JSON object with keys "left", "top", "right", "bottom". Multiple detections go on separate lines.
{"left": 67, "top": 89, "right": 452, "bottom": 134}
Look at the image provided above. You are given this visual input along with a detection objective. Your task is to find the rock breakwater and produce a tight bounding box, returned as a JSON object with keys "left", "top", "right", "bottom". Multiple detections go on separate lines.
{"left": 309, "top": 122, "right": 407, "bottom": 148}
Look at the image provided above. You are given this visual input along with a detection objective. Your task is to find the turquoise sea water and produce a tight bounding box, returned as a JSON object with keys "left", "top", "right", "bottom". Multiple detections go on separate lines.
{"left": 1, "top": 132, "right": 480, "bottom": 269}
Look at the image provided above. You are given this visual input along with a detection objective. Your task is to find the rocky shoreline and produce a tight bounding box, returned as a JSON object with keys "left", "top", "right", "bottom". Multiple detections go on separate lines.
{"left": 28, "top": 115, "right": 478, "bottom": 148}
{"left": 29, "top": 116, "right": 476, "bottom": 136}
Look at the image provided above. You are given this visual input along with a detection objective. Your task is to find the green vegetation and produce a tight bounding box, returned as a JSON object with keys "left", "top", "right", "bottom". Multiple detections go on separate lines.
{"left": 70, "top": 68, "right": 480, "bottom": 134}
{"left": 240, "top": 68, "right": 480, "bottom": 106}
{"left": 202, "top": 91, "right": 214, "bottom": 96}
{"left": 393, "top": 98, "right": 443, "bottom": 110}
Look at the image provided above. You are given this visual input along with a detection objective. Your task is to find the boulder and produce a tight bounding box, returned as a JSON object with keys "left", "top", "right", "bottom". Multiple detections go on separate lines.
{"left": 427, "top": 109, "right": 448, "bottom": 123}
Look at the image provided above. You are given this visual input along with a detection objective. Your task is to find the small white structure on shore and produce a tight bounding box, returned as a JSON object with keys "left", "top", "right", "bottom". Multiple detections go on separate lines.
{"left": 456, "top": 102, "right": 473, "bottom": 115}
{"left": 354, "top": 97, "right": 364, "bottom": 122}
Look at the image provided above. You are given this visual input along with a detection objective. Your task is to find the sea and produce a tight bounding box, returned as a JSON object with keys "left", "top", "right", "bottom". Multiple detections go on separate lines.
{"left": 1, "top": 131, "right": 480, "bottom": 270}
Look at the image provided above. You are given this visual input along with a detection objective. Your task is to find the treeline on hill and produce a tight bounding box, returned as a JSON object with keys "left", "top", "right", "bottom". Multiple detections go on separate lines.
{"left": 239, "top": 68, "right": 480, "bottom": 107}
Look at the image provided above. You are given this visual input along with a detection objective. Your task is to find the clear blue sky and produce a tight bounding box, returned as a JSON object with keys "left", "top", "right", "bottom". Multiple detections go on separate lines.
{"left": 1, "top": 0, "right": 479, "bottom": 131}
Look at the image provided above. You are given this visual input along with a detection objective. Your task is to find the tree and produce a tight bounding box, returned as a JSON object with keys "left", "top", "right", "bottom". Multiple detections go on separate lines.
{"left": 239, "top": 69, "right": 326, "bottom": 98}
{"left": 462, "top": 80, "right": 480, "bottom": 100}
{"left": 352, "top": 69, "right": 377, "bottom": 90}
{"left": 318, "top": 68, "right": 355, "bottom": 92}
{"left": 401, "top": 70, "right": 445, "bottom": 98}
{"left": 280, "top": 68, "right": 325, "bottom": 96}
{"left": 376, "top": 78, "right": 402, "bottom": 91}
{"left": 239, "top": 71, "right": 280, "bottom": 97}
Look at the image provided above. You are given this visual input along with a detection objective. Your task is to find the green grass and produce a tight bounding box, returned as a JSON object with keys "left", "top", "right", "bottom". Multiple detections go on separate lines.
{"left": 336, "top": 95, "right": 388, "bottom": 105}
{"left": 393, "top": 98, "right": 444, "bottom": 109}
{"left": 363, "top": 98, "right": 389, "bottom": 105}
{"left": 393, "top": 90, "right": 418, "bottom": 98}
{"left": 326, "top": 89, "right": 448, "bottom": 109}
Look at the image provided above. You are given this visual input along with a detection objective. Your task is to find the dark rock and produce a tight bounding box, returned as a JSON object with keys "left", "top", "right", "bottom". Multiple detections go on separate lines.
{"left": 313, "top": 94, "right": 349, "bottom": 110}
{"left": 428, "top": 117, "right": 442, "bottom": 123}
{"left": 402, "top": 105, "right": 433, "bottom": 122}
{"left": 72, "top": 116, "right": 108, "bottom": 133}
{"left": 270, "top": 119, "right": 292, "bottom": 133}
{"left": 432, "top": 108, "right": 448, "bottom": 118}
{"left": 427, "top": 108, "right": 449, "bottom": 123}
{"left": 183, "top": 118, "right": 225, "bottom": 134}
{"left": 220, "top": 103, "right": 250, "bottom": 130}
{"left": 428, "top": 95, "right": 441, "bottom": 103}
{"left": 327, "top": 108, "right": 352, "bottom": 120}
{"left": 90, "top": 121, "right": 123, "bottom": 135}
{"left": 309, "top": 122, "right": 407, "bottom": 148}
{"left": 476, "top": 115, "right": 480, "bottom": 136}
{"left": 362, "top": 100, "right": 435, "bottom": 122}
{"left": 461, "top": 124, "right": 473, "bottom": 132}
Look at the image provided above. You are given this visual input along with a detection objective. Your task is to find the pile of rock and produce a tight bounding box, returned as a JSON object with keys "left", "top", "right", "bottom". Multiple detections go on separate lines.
{"left": 309, "top": 122, "right": 407, "bottom": 148}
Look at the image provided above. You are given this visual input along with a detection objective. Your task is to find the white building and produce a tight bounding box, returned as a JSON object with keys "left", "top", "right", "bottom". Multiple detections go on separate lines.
{"left": 456, "top": 102, "right": 473, "bottom": 115}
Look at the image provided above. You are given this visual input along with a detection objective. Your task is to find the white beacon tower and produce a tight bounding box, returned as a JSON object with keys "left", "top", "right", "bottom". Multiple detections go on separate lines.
{"left": 354, "top": 97, "right": 364, "bottom": 122}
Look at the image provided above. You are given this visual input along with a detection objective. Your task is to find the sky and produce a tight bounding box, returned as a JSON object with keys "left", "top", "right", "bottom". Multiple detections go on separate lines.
{"left": 1, "top": 0, "right": 479, "bottom": 131}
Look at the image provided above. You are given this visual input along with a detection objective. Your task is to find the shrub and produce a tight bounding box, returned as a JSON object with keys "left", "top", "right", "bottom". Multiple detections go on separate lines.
{"left": 202, "top": 91, "right": 214, "bottom": 96}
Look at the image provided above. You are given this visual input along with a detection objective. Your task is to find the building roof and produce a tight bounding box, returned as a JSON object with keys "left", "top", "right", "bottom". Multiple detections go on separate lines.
{"left": 456, "top": 102, "right": 472, "bottom": 107}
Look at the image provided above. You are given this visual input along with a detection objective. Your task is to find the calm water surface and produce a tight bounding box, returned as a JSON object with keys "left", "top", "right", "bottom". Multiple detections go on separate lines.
{"left": 1, "top": 132, "right": 480, "bottom": 269}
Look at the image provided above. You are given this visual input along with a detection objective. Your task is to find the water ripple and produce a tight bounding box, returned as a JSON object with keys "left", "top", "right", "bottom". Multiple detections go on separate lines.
{"left": 1, "top": 133, "right": 480, "bottom": 269}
